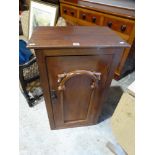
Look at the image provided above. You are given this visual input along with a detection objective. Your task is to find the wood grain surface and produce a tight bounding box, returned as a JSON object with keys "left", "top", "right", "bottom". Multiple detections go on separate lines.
{"left": 27, "top": 26, "right": 130, "bottom": 49}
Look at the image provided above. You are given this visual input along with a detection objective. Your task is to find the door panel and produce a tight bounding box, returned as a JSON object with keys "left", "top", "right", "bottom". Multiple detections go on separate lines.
{"left": 46, "top": 55, "right": 113, "bottom": 128}
{"left": 63, "top": 74, "right": 93, "bottom": 123}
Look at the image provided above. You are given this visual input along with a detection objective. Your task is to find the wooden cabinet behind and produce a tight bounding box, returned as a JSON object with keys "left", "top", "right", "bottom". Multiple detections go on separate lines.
{"left": 28, "top": 26, "right": 129, "bottom": 129}
{"left": 60, "top": 0, "right": 135, "bottom": 79}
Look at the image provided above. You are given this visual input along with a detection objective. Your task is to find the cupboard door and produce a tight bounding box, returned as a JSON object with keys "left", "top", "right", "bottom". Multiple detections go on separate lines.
{"left": 46, "top": 55, "right": 113, "bottom": 128}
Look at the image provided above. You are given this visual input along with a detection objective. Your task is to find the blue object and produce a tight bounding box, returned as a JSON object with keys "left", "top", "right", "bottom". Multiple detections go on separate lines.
{"left": 19, "top": 40, "right": 32, "bottom": 65}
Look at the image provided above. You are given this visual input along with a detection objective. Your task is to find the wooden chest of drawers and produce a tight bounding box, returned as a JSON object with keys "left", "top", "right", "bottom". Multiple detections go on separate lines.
{"left": 60, "top": 0, "right": 135, "bottom": 79}
{"left": 28, "top": 26, "right": 129, "bottom": 129}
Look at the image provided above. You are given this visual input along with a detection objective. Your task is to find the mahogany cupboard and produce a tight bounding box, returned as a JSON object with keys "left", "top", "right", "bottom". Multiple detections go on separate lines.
{"left": 28, "top": 26, "right": 129, "bottom": 129}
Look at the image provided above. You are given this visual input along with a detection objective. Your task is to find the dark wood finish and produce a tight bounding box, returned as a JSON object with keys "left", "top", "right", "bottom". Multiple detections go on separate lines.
{"left": 28, "top": 26, "right": 129, "bottom": 129}
{"left": 28, "top": 26, "right": 129, "bottom": 49}
{"left": 60, "top": 0, "right": 135, "bottom": 79}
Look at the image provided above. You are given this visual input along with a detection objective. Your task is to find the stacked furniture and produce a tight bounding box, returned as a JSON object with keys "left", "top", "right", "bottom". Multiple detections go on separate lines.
{"left": 60, "top": 0, "right": 135, "bottom": 79}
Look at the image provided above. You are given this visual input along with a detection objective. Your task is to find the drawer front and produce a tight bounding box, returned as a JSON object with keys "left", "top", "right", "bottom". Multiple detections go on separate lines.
{"left": 79, "top": 10, "right": 101, "bottom": 25}
{"left": 103, "top": 17, "right": 134, "bottom": 35}
{"left": 62, "top": 5, "right": 77, "bottom": 18}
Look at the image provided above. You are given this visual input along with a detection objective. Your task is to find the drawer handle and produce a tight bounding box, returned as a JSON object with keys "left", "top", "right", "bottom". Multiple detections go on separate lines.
{"left": 120, "top": 25, "right": 127, "bottom": 32}
{"left": 107, "top": 21, "right": 112, "bottom": 28}
{"left": 71, "top": 11, "right": 74, "bottom": 16}
{"left": 63, "top": 9, "right": 67, "bottom": 14}
{"left": 92, "top": 17, "right": 96, "bottom": 23}
{"left": 82, "top": 14, "right": 86, "bottom": 20}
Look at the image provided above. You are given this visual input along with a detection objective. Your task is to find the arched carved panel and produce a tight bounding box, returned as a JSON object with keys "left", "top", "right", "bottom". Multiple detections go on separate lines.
{"left": 57, "top": 70, "right": 101, "bottom": 123}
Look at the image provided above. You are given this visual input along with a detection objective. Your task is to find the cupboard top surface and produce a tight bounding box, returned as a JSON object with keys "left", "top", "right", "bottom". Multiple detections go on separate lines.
{"left": 27, "top": 26, "right": 130, "bottom": 49}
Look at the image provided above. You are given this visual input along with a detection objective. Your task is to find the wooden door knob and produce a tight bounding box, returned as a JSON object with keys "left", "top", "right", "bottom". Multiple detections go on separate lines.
{"left": 71, "top": 11, "right": 74, "bottom": 16}
{"left": 63, "top": 9, "right": 67, "bottom": 14}
{"left": 92, "top": 17, "right": 96, "bottom": 23}
{"left": 107, "top": 21, "right": 112, "bottom": 28}
{"left": 82, "top": 14, "right": 86, "bottom": 20}
{"left": 120, "top": 25, "right": 126, "bottom": 32}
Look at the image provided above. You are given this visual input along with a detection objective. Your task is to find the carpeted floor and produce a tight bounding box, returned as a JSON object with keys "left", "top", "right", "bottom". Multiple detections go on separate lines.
{"left": 19, "top": 72, "right": 134, "bottom": 155}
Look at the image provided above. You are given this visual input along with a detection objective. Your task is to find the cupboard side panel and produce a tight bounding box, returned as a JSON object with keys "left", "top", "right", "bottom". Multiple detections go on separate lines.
{"left": 93, "top": 48, "right": 124, "bottom": 123}
{"left": 35, "top": 50, "right": 56, "bottom": 129}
